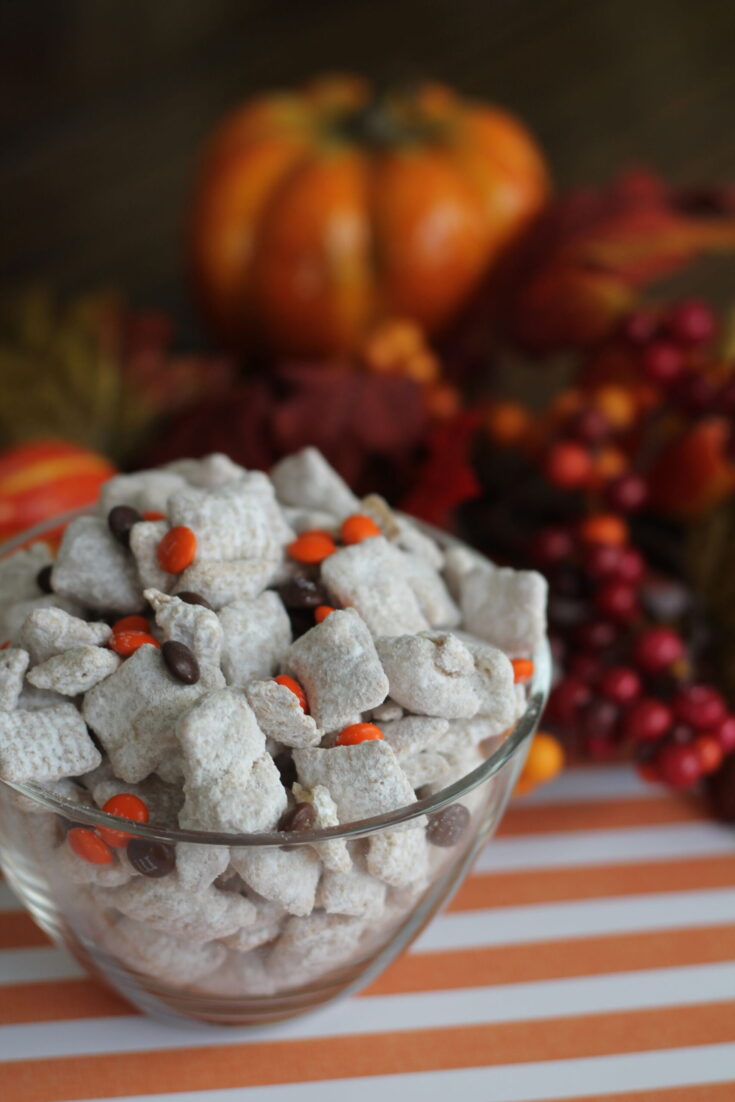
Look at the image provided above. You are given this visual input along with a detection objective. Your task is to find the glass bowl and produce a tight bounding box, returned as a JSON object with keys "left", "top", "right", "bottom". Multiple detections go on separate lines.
{"left": 0, "top": 511, "right": 550, "bottom": 1027}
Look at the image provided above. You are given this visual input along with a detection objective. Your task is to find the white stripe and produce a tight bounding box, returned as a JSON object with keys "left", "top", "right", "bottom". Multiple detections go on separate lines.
{"left": 521, "top": 764, "right": 663, "bottom": 805}
{"left": 477, "top": 821, "right": 735, "bottom": 872}
{"left": 0, "top": 945, "right": 84, "bottom": 984}
{"left": 78, "top": 1043, "right": 735, "bottom": 1101}
{"left": 418, "top": 887, "right": 735, "bottom": 951}
{"left": 0, "top": 960, "right": 732, "bottom": 1062}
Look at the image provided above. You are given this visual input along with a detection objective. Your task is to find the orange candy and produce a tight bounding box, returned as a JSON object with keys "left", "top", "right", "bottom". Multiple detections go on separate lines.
{"left": 287, "top": 530, "right": 337, "bottom": 564}
{"left": 485, "top": 401, "right": 533, "bottom": 448}
{"left": 109, "top": 631, "right": 160, "bottom": 657}
{"left": 336, "top": 722, "right": 384, "bottom": 746}
{"left": 314, "top": 605, "right": 336, "bottom": 623}
{"left": 274, "top": 674, "right": 308, "bottom": 713}
{"left": 578, "top": 513, "right": 629, "bottom": 547}
{"left": 511, "top": 658, "right": 534, "bottom": 683}
{"left": 142, "top": 510, "right": 166, "bottom": 522}
{"left": 514, "top": 731, "right": 564, "bottom": 796}
{"left": 97, "top": 793, "right": 150, "bottom": 848}
{"left": 157, "top": 525, "right": 197, "bottom": 574}
{"left": 112, "top": 615, "right": 150, "bottom": 635}
{"left": 340, "top": 514, "right": 382, "bottom": 545}
{"left": 67, "top": 827, "right": 113, "bottom": 865}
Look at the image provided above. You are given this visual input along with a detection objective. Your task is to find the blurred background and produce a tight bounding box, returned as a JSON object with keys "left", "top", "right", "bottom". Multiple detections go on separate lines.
{"left": 2, "top": 0, "right": 735, "bottom": 333}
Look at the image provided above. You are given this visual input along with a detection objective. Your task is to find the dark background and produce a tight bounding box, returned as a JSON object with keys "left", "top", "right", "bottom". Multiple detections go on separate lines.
{"left": 2, "top": 0, "right": 734, "bottom": 330}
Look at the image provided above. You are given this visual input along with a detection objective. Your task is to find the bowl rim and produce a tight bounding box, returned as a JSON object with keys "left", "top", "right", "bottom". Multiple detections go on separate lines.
{"left": 0, "top": 506, "right": 550, "bottom": 849}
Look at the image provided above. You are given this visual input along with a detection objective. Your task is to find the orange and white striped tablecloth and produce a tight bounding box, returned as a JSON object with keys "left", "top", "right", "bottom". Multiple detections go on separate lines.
{"left": 1, "top": 764, "right": 734, "bottom": 1102}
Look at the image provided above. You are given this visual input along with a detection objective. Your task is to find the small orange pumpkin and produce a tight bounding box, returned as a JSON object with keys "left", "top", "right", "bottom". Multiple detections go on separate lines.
{"left": 0, "top": 440, "right": 116, "bottom": 545}
{"left": 189, "top": 75, "right": 549, "bottom": 357}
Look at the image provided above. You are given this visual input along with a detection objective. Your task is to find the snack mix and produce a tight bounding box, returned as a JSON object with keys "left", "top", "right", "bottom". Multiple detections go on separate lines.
{"left": 0, "top": 449, "right": 546, "bottom": 998}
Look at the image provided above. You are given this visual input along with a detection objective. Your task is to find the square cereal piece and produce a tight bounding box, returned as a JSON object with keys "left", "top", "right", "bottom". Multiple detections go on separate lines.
{"left": 282, "top": 507, "right": 339, "bottom": 535}
{"left": 268, "top": 911, "right": 367, "bottom": 985}
{"left": 106, "top": 915, "right": 227, "bottom": 985}
{"left": 229, "top": 846, "right": 321, "bottom": 916}
{"left": 51, "top": 516, "right": 143, "bottom": 613}
{"left": 100, "top": 470, "right": 187, "bottom": 516}
{"left": 193, "top": 949, "right": 276, "bottom": 997}
{"left": 167, "top": 478, "right": 281, "bottom": 563}
{"left": 371, "top": 700, "right": 404, "bottom": 722}
{"left": 0, "top": 544, "right": 52, "bottom": 609}
{"left": 173, "top": 560, "right": 278, "bottom": 608}
{"left": 380, "top": 715, "right": 449, "bottom": 761}
{"left": 367, "top": 826, "right": 429, "bottom": 889}
{"left": 18, "top": 607, "right": 112, "bottom": 665}
{"left": 218, "top": 592, "right": 291, "bottom": 686}
{"left": 361, "top": 495, "right": 444, "bottom": 568}
{"left": 462, "top": 638, "right": 517, "bottom": 733}
{"left": 101, "top": 876, "right": 256, "bottom": 942}
{"left": 292, "top": 782, "right": 352, "bottom": 873}
{"left": 0, "top": 703, "right": 101, "bottom": 783}
{"left": 316, "top": 863, "right": 386, "bottom": 918}
{"left": 0, "top": 647, "right": 29, "bottom": 710}
{"left": 246, "top": 680, "right": 321, "bottom": 748}
{"left": 376, "top": 632, "right": 480, "bottom": 718}
{"left": 83, "top": 763, "right": 184, "bottom": 826}
{"left": 178, "top": 689, "right": 286, "bottom": 833}
{"left": 270, "top": 447, "right": 359, "bottom": 520}
{"left": 283, "top": 608, "right": 388, "bottom": 733}
{"left": 400, "top": 551, "right": 460, "bottom": 629}
{"left": 442, "top": 545, "right": 484, "bottom": 600}
{"left": 163, "top": 453, "right": 246, "bottom": 489}
{"left": 458, "top": 563, "right": 548, "bottom": 658}
{"left": 145, "top": 588, "right": 223, "bottom": 669}
{"left": 3, "top": 595, "right": 83, "bottom": 645}
{"left": 321, "top": 538, "right": 428, "bottom": 637}
{"left": 293, "top": 740, "right": 416, "bottom": 825}
{"left": 27, "top": 645, "right": 120, "bottom": 696}
{"left": 129, "top": 520, "right": 172, "bottom": 594}
{"left": 174, "top": 843, "right": 231, "bottom": 891}
{"left": 223, "top": 899, "right": 286, "bottom": 953}
{"left": 82, "top": 644, "right": 224, "bottom": 783}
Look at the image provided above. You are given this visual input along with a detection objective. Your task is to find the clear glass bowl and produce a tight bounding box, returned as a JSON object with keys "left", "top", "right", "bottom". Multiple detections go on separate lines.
{"left": 0, "top": 511, "right": 550, "bottom": 1027}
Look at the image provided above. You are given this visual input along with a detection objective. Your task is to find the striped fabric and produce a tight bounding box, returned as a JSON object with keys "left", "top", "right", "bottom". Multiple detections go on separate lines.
{"left": 0, "top": 765, "right": 733, "bottom": 1102}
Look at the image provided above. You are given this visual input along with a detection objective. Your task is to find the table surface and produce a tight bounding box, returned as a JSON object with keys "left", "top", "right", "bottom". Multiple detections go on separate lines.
{"left": 1, "top": 763, "right": 734, "bottom": 1101}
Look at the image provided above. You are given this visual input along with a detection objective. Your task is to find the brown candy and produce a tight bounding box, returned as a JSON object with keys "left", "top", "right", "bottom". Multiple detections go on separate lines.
{"left": 277, "top": 575, "right": 330, "bottom": 610}
{"left": 177, "top": 591, "right": 214, "bottom": 611}
{"left": 278, "top": 801, "right": 316, "bottom": 832}
{"left": 162, "top": 640, "right": 200, "bottom": 685}
{"left": 274, "top": 750, "right": 297, "bottom": 789}
{"left": 36, "top": 564, "right": 54, "bottom": 593}
{"left": 426, "top": 804, "right": 470, "bottom": 848}
{"left": 108, "top": 505, "right": 141, "bottom": 547}
{"left": 126, "top": 837, "right": 176, "bottom": 878}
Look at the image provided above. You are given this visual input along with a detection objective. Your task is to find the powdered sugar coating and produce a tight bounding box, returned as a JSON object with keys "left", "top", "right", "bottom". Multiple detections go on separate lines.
{"left": 0, "top": 647, "right": 29, "bottom": 710}
{"left": 0, "top": 704, "right": 101, "bottom": 783}
{"left": 27, "top": 645, "right": 120, "bottom": 696}
{"left": 52, "top": 516, "right": 143, "bottom": 613}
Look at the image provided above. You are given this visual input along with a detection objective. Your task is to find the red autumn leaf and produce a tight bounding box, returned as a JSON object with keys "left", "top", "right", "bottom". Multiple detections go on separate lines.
{"left": 400, "top": 412, "right": 483, "bottom": 530}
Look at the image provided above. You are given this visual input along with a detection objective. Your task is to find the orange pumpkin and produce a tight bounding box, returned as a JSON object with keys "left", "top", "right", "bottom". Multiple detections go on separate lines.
{"left": 0, "top": 440, "right": 116, "bottom": 545}
{"left": 189, "top": 75, "right": 549, "bottom": 357}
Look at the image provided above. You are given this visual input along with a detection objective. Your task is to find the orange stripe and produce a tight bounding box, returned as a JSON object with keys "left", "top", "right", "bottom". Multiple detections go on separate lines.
{"left": 450, "top": 854, "right": 735, "bottom": 911}
{"left": 0, "top": 454, "right": 113, "bottom": 498}
{"left": 3, "top": 924, "right": 735, "bottom": 1026}
{"left": 0, "top": 910, "right": 49, "bottom": 949}
{"left": 561, "top": 1086, "right": 735, "bottom": 1102}
{"left": 499, "top": 794, "right": 708, "bottom": 835}
{"left": 3, "top": 1002, "right": 734, "bottom": 1101}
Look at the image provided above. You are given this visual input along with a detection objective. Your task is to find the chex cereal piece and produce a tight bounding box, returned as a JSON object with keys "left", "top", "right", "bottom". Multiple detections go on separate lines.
{"left": 223, "top": 899, "right": 286, "bottom": 953}
{"left": 361, "top": 494, "right": 444, "bottom": 568}
{"left": 423, "top": 724, "right": 486, "bottom": 794}
{"left": 168, "top": 478, "right": 280, "bottom": 563}
{"left": 129, "top": 520, "right": 172, "bottom": 593}
{"left": 0, "top": 704, "right": 101, "bottom": 783}
{"left": 270, "top": 447, "right": 359, "bottom": 520}
{"left": 284, "top": 609, "right": 388, "bottom": 733}
{"left": 399, "top": 748, "right": 450, "bottom": 788}
{"left": 242, "top": 470, "right": 296, "bottom": 546}
{"left": 51, "top": 516, "right": 143, "bottom": 613}
{"left": 380, "top": 715, "right": 449, "bottom": 761}
{"left": 293, "top": 740, "right": 416, "bottom": 825}
{"left": 292, "top": 782, "right": 352, "bottom": 873}
{"left": 18, "top": 607, "right": 112, "bottom": 665}
{"left": 317, "top": 864, "right": 386, "bottom": 918}
{"left": 401, "top": 552, "right": 460, "bottom": 628}
{"left": 16, "top": 684, "right": 65, "bottom": 712}
{"left": 371, "top": 700, "right": 404, "bottom": 722}
{"left": 442, "top": 545, "right": 485, "bottom": 600}
{"left": 268, "top": 911, "right": 367, "bottom": 985}
{"left": 367, "top": 826, "right": 429, "bottom": 889}
{"left": 458, "top": 562, "right": 548, "bottom": 658}
{"left": 27, "top": 645, "right": 120, "bottom": 696}
{"left": 163, "top": 453, "right": 246, "bottom": 489}
{"left": 282, "top": 507, "right": 339, "bottom": 535}
{"left": 84, "top": 763, "right": 184, "bottom": 826}
{"left": 178, "top": 689, "right": 286, "bottom": 833}
{"left": 0, "top": 543, "right": 52, "bottom": 609}
{"left": 229, "top": 846, "right": 320, "bottom": 916}
{"left": 218, "top": 592, "right": 291, "bottom": 686}
{"left": 4, "top": 595, "right": 83, "bottom": 644}
{"left": 173, "top": 560, "right": 277, "bottom": 608}
{"left": 101, "top": 875, "right": 256, "bottom": 942}
{"left": 56, "top": 842, "right": 133, "bottom": 888}
{"left": 145, "top": 588, "right": 223, "bottom": 669}
{"left": 83, "top": 644, "right": 224, "bottom": 783}
{"left": 107, "top": 915, "right": 227, "bottom": 985}
{"left": 0, "top": 647, "right": 29, "bottom": 710}
{"left": 376, "top": 631, "right": 480, "bottom": 718}
{"left": 463, "top": 638, "right": 517, "bottom": 733}
{"left": 100, "top": 470, "right": 187, "bottom": 516}
{"left": 193, "top": 949, "right": 276, "bottom": 997}
{"left": 175, "top": 843, "right": 234, "bottom": 891}
{"left": 321, "top": 538, "right": 428, "bottom": 637}
{"left": 246, "top": 680, "right": 321, "bottom": 749}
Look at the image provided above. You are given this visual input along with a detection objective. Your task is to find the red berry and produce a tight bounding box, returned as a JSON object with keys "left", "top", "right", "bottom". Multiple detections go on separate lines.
{"left": 633, "top": 627, "right": 685, "bottom": 674}
{"left": 547, "top": 676, "right": 591, "bottom": 726}
{"left": 667, "top": 299, "right": 716, "bottom": 346}
{"left": 641, "top": 340, "right": 686, "bottom": 385}
{"left": 637, "top": 759, "right": 662, "bottom": 783}
{"left": 595, "top": 580, "right": 639, "bottom": 623}
{"left": 567, "top": 408, "right": 611, "bottom": 445}
{"left": 622, "top": 698, "right": 673, "bottom": 743}
{"left": 574, "top": 619, "right": 618, "bottom": 651}
{"left": 531, "top": 526, "right": 574, "bottom": 567}
{"left": 578, "top": 699, "right": 620, "bottom": 741}
{"left": 615, "top": 547, "right": 646, "bottom": 585}
{"left": 712, "top": 715, "right": 735, "bottom": 753}
{"left": 583, "top": 543, "right": 622, "bottom": 579}
{"left": 693, "top": 734, "right": 724, "bottom": 775}
{"left": 600, "top": 666, "right": 642, "bottom": 705}
{"left": 567, "top": 652, "right": 602, "bottom": 682}
{"left": 719, "top": 377, "right": 735, "bottom": 416}
{"left": 672, "top": 371, "right": 718, "bottom": 415}
{"left": 544, "top": 441, "right": 592, "bottom": 489}
{"left": 672, "top": 684, "right": 727, "bottom": 731}
{"left": 584, "top": 733, "right": 618, "bottom": 760}
{"left": 622, "top": 310, "right": 659, "bottom": 344}
{"left": 605, "top": 474, "right": 648, "bottom": 513}
{"left": 657, "top": 742, "right": 703, "bottom": 789}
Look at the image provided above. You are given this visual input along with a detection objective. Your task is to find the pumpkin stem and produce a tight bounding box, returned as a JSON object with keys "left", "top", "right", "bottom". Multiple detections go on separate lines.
{"left": 334, "top": 85, "right": 444, "bottom": 149}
